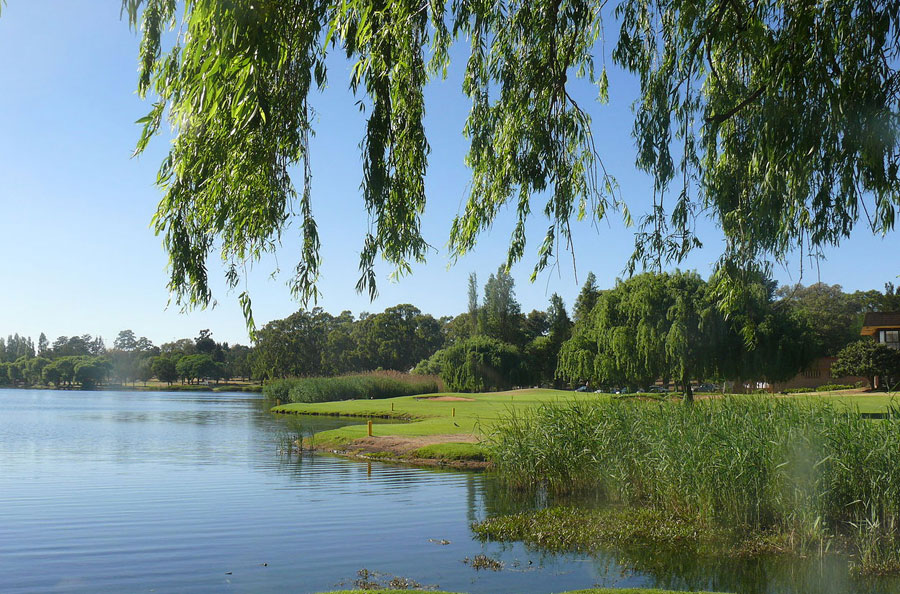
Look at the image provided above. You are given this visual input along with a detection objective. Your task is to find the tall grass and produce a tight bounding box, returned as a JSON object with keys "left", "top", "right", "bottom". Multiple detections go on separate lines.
{"left": 488, "top": 397, "right": 900, "bottom": 573}
{"left": 264, "top": 371, "right": 442, "bottom": 404}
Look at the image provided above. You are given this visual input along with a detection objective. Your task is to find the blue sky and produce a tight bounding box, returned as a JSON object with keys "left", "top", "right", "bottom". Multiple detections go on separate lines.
{"left": 0, "top": 2, "right": 896, "bottom": 347}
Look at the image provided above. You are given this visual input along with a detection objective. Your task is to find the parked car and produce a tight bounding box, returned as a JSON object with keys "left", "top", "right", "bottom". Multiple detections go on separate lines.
{"left": 575, "top": 385, "right": 590, "bottom": 392}
{"left": 696, "top": 383, "right": 718, "bottom": 393}
{"left": 647, "top": 386, "right": 668, "bottom": 393}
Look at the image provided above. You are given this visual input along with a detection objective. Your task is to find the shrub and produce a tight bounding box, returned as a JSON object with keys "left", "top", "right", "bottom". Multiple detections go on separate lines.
{"left": 412, "top": 350, "right": 445, "bottom": 376}
{"left": 783, "top": 387, "right": 815, "bottom": 394}
{"left": 815, "top": 383, "right": 854, "bottom": 392}
{"left": 832, "top": 340, "right": 900, "bottom": 390}
{"left": 263, "top": 371, "right": 442, "bottom": 404}
{"left": 439, "top": 336, "right": 526, "bottom": 392}
{"left": 488, "top": 397, "right": 900, "bottom": 573}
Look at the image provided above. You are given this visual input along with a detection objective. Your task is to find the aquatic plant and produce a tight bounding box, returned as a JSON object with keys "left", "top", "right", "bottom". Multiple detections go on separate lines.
{"left": 264, "top": 371, "right": 442, "bottom": 404}
{"left": 487, "top": 397, "right": 900, "bottom": 573}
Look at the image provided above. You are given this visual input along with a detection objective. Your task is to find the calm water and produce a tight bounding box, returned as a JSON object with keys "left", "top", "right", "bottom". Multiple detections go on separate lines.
{"left": 1, "top": 389, "right": 899, "bottom": 594}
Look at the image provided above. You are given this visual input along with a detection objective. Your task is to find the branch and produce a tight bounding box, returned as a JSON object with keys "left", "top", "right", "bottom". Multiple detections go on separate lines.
{"left": 705, "top": 84, "right": 765, "bottom": 124}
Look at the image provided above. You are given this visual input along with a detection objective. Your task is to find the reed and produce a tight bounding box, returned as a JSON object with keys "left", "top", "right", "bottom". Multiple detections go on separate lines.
{"left": 263, "top": 371, "right": 442, "bottom": 404}
{"left": 487, "top": 397, "right": 900, "bottom": 573}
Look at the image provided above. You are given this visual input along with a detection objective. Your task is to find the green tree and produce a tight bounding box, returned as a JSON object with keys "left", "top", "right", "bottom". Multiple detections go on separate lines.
{"left": 37, "top": 333, "right": 49, "bottom": 358}
{"left": 573, "top": 272, "right": 600, "bottom": 324}
{"left": 467, "top": 272, "right": 479, "bottom": 337}
{"left": 832, "top": 340, "right": 900, "bottom": 392}
{"left": 439, "top": 336, "right": 527, "bottom": 392}
{"left": 529, "top": 294, "right": 572, "bottom": 386}
{"left": 175, "top": 354, "right": 218, "bottom": 384}
{"left": 114, "top": 330, "right": 138, "bottom": 352}
{"left": 137, "top": 359, "right": 154, "bottom": 386}
{"left": 882, "top": 283, "right": 900, "bottom": 312}
{"left": 74, "top": 358, "right": 110, "bottom": 389}
{"left": 23, "top": 357, "right": 50, "bottom": 386}
{"left": 556, "top": 330, "right": 597, "bottom": 387}
{"left": 194, "top": 329, "right": 217, "bottom": 356}
{"left": 6, "top": 360, "right": 22, "bottom": 385}
{"left": 251, "top": 309, "right": 334, "bottom": 380}
{"left": 481, "top": 266, "right": 523, "bottom": 345}
{"left": 777, "top": 283, "right": 865, "bottom": 357}
{"left": 151, "top": 356, "right": 178, "bottom": 385}
{"left": 524, "top": 335, "right": 555, "bottom": 386}
{"left": 161, "top": 338, "right": 197, "bottom": 356}
{"left": 546, "top": 294, "right": 572, "bottom": 344}
{"left": 322, "top": 312, "right": 358, "bottom": 375}
{"left": 42, "top": 361, "right": 62, "bottom": 387}
{"left": 558, "top": 271, "right": 721, "bottom": 402}
{"left": 115, "top": 0, "right": 900, "bottom": 323}
{"left": 522, "top": 310, "right": 549, "bottom": 344}
{"left": 441, "top": 314, "right": 472, "bottom": 347}
{"left": 224, "top": 344, "right": 254, "bottom": 381}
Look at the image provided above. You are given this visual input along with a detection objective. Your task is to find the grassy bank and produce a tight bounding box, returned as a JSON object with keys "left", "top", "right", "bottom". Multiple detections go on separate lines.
{"left": 272, "top": 388, "right": 898, "bottom": 466}
{"left": 487, "top": 397, "right": 900, "bottom": 574}
{"left": 273, "top": 388, "right": 598, "bottom": 463}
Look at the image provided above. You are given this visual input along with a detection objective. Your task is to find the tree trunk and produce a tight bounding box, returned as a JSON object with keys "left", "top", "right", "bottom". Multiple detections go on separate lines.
{"left": 683, "top": 374, "right": 694, "bottom": 405}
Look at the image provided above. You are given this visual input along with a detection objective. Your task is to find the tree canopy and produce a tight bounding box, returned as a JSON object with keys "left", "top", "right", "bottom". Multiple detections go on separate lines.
{"left": 109, "top": 0, "right": 900, "bottom": 324}
{"left": 832, "top": 340, "right": 900, "bottom": 391}
{"left": 557, "top": 270, "right": 816, "bottom": 399}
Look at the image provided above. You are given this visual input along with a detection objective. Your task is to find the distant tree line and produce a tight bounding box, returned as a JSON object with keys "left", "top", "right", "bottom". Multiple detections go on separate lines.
{"left": 2, "top": 271, "right": 898, "bottom": 392}
{"left": 0, "top": 329, "right": 252, "bottom": 389}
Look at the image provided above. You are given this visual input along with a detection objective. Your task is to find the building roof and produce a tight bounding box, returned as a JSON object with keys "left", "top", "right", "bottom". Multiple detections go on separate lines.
{"left": 861, "top": 312, "right": 900, "bottom": 336}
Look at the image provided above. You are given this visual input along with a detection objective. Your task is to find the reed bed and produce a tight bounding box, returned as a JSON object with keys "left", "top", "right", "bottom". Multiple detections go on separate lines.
{"left": 263, "top": 371, "right": 442, "bottom": 404}
{"left": 488, "top": 397, "right": 900, "bottom": 573}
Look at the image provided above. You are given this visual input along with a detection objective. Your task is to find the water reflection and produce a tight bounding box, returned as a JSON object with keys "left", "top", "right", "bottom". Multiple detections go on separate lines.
{"left": 1, "top": 388, "right": 899, "bottom": 594}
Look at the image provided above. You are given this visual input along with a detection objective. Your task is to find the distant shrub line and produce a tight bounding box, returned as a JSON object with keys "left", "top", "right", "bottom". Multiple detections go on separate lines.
{"left": 782, "top": 384, "right": 855, "bottom": 394}
{"left": 263, "top": 371, "right": 442, "bottom": 404}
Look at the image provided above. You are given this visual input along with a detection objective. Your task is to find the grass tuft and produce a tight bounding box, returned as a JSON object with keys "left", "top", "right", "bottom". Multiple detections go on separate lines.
{"left": 264, "top": 371, "right": 442, "bottom": 404}
{"left": 486, "top": 397, "right": 900, "bottom": 574}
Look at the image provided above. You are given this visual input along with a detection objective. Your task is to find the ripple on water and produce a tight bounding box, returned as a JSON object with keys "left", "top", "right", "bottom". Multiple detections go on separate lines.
{"left": 2, "top": 389, "right": 900, "bottom": 594}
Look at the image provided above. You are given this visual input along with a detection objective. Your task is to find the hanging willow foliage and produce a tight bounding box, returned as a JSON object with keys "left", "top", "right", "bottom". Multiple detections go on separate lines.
{"left": 119, "top": 0, "right": 900, "bottom": 329}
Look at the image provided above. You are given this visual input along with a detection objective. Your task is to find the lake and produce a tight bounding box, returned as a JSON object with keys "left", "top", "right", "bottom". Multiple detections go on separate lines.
{"left": 1, "top": 388, "right": 898, "bottom": 594}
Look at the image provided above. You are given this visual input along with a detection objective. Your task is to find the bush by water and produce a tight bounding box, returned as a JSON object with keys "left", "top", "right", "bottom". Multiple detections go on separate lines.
{"left": 488, "top": 397, "right": 900, "bottom": 574}
{"left": 264, "top": 371, "right": 442, "bottom": 404}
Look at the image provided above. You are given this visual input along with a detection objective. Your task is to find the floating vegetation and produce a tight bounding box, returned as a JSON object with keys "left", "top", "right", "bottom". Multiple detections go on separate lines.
{"left": 349, "top": 568, "right": 432, "bottom": 590}
{"left": 275, "top": 417, "right": 305, "bottom": 454}
{"left": 463, "top": 554, "right": 503, "bottom": 571}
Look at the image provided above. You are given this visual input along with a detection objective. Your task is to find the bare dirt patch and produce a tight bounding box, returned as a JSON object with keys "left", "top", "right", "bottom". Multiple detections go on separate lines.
{"left": 416, "top": 395, "right": 475, "bottom": 401}
{"left": 347, "top": 433, "right": 479, "bottom": 453}
{"left": 322, "top": 433, "right": 488, "bottom": 469}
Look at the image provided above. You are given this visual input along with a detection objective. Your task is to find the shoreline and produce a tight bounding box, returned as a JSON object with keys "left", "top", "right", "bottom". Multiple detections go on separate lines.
{"left": 313, "top": 444, "right": 491, "bottom": 470}
{"left": 0, "top": 383, "right": 262, "bottom": 393}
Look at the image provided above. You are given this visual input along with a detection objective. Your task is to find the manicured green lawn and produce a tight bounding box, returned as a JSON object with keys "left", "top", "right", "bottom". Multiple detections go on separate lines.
{"left": 274, "top": 388, "right": 603, "bottom": 447}
{"left": 273, "top": 387, "right": 900, "bottom": 454}
{"left": 803, "top": 390, "right": 900, "bottom": 413}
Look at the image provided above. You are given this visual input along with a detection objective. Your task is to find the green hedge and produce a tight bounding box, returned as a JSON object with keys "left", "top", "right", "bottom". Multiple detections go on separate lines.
{"left": 263, "top": 371, "right": 442, "bottom": 404}
{"left": 815, "top": 383, "right": 854, "bottom": 392}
